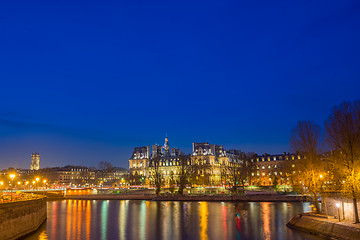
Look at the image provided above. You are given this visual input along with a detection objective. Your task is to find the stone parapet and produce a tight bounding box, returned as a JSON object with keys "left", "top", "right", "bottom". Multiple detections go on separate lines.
{"left": 0, "top": 197, "right": 47, "bottom": 240}
{"left": 287, "top": 213, "right": 360, "bottom": 240}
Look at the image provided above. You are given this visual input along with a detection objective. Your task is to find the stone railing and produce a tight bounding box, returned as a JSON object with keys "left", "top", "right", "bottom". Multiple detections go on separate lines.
{"left": 0, "top": 196, "right": 47, "bottom": 240}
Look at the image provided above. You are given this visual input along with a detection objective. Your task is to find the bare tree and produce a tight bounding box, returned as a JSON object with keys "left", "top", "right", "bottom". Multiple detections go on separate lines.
{"left": 168, "top": 171, "right": 176, "bottom": 194}
{"left": 325, "top": 101, "right": 360, "bottom": 223}
{"left": 98, "top": 161, "right": 114, "bottom": 171}
{"left": 149, "top": 156, "right": 164, "bottom": 195}
{"left": 289, "top": 120, "right": 323, "bottom": 213}
{"left": 177, "top": 153, "right": 190, "bottom": 195}
{"left": 189, "top": 156, "right": 212, "bottom": 187}
{"left": 224, "top": 153, "right": 256, "bottom": 195}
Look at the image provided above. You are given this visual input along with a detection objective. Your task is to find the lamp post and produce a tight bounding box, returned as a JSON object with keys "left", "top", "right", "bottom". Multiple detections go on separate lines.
{"left": 0, "top": 181, "right": 3, "bottom": 201}
{"left": 43, "top": 180, "right": 47, "bottom": 189}
{"left": 9, "top": 174, "right": 16, "bottom": 201}
{"left": 336, "top": 203, "right": 341, "bottom": 222}
{"left": 36, "top": 178, "right": 39, "bottom": 191}
{"left": 319, "top": 174, "right": 328, "bottom": 217}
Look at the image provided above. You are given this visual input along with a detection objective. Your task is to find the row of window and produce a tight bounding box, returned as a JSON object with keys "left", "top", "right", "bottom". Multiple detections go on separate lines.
{"left": 252, "top": 155, "right": 301, "bottom": 162}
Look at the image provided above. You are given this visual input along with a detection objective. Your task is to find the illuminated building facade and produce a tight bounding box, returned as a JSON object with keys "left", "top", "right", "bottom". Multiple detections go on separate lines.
{"left": 250, "top": 153, "right": 302, "bottom": 186}
{"left": 129, "top": 137, "right": 245, "bottom": 186}
{"left": 129, "top": 137, "right": 305, "bottom": 187}
{"left": 30, "top": 152, "right": 40, "bottom": 170}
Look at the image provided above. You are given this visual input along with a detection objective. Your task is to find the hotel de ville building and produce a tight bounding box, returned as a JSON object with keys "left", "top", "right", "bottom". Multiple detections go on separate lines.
{"left": 129, "top": 137, "right": 303, "bottom": 187}
{"left": 128, "top": 137, "right": 246, "bottom": 186}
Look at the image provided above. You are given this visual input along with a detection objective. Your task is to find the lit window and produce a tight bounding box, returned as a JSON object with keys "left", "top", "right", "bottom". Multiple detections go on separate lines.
{"left": 262, "top": 166, "right": 265, "bottom": 169}
{"left": 268, "top": 166, "right": 271, "bottom": 169}
{"left": 292, "top": 164, "right": 295, "bottom": 168}
{"left": 275, "top": 172, "right": 277, "bottom": 175}
{"left": 274, "top": 165, "right": 277, "bottom": 168}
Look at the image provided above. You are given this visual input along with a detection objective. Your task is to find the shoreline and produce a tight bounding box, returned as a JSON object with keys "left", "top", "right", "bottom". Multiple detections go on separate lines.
{"left": 287, "top": 213, "right": 360, "bottom": 240}
{"left": 63, "top": 194, "right": 309, "bottom": 202}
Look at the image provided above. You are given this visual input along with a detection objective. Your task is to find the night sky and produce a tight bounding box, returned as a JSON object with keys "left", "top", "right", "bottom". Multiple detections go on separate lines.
{"left": 1, "top": 1, "right": 360, "bottom": 169}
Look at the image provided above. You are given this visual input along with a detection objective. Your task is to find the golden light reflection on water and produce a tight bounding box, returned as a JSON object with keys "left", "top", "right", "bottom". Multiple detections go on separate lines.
{"left": 86, "top": 200, "right": 91, "bottom": 240}
{"left": 140, "top": 201, "right": 146, "bottom": 240}
{"left": 76, "top": 200, "right": 81, "bottom": 240}
{"left": 66, "top": 200, "right": 72, "bottom": 240}
{"left": 262, "top": 202, "right": 271, "bottom": 240}
{"left": 38, "top": 229, "right": 48, "bottom": 240}
{"left": 119, "top": 201, "right": 127, "bottom": 240}
{"left": 51, "top": 202, "right": 57, "bottom": 239}
{"left": 199, "top": 202, "right": 208, "bottom": 240}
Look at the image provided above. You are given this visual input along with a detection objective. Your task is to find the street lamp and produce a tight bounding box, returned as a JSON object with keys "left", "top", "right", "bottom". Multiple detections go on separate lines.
{"left": 9, "top": 174, "right": 16, "bottom": 201}
{"left": 0, "top": 181, "right": 3, "bottom": 200}
{"left": 36, "top": 178, "right": 40, "bottom": 191}
{"left": 336, "top": 203, "right": 341, "bottom": 222}
{"left": 319, "top": 174, "right": 323, "bottom": 179}
{"left": 43, "top": 180, "right": 47, "bottom": 189}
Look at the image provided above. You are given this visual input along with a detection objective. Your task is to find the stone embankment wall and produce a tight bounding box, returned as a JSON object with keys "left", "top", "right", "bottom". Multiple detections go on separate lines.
{"left": 287, "top": 214, "right": 360, "bottom": 240}
{"left": 0, "top": 197, "right": 47, "bottom": 240}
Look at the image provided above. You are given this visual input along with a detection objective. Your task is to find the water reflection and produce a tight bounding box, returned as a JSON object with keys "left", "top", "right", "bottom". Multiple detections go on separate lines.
{"left": 25, "top": 200, "right": 320, "bottom": 240}
{"left": 262, "top": 202, "right": 271, "bottom": 240}
{"left": 199, "top": 202, "right": 208, "bottom": 240}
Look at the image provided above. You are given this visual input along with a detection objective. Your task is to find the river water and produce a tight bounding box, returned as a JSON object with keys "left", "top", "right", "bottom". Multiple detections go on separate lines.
{"left": 25, "top": 200, "right": 322, "bottom": 240}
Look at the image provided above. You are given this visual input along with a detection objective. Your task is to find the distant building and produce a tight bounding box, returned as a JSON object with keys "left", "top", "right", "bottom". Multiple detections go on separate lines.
{"left": 31, "top": 152, "right": 40, "bottom": 170}
{"left": 250, "top": 153, "right": 303, "bottom": 186}
{"left": 57, "top": 165, "right": 95, "bottom": 187}
{"left": 129, "top": 137, "right": 245, "bottom": 185}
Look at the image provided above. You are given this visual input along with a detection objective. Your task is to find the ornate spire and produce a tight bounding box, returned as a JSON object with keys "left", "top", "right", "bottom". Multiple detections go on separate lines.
{"left": 164, "top": 136, "right": 169, "bottom": 151}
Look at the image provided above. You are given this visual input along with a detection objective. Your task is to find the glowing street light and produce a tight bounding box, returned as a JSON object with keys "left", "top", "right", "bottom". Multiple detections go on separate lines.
{"left": 9, "top": 174, "right": 16, "bottom": 201}
{"left": 336, "top": 203, "right": 341, "bottom": 222}
{"left": 319, "top": 174, "right": 323, "bottom": 179}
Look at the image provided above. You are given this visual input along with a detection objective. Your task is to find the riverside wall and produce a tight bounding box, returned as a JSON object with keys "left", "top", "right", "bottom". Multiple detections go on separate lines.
{"left": 0, "top": 197, "right": 47, "bottom": 240}
{"left": 287, "top": 213, "right": 360, "bottom": 240}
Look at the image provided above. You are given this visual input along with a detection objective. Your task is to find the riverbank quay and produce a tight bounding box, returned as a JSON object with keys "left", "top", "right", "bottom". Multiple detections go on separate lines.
{"left": 287, "top": 213, "right": 360, "bottom": 240}
{"left": 0, "top": 196, "right": 47, "bottom": 240}
{"left": 65, "top": 193, "right": 308, "bottom": 202}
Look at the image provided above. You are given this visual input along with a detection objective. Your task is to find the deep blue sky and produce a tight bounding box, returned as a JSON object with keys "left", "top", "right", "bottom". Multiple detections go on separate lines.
{"left": 1, "top": 0, "right": 360, "bottom": 169}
